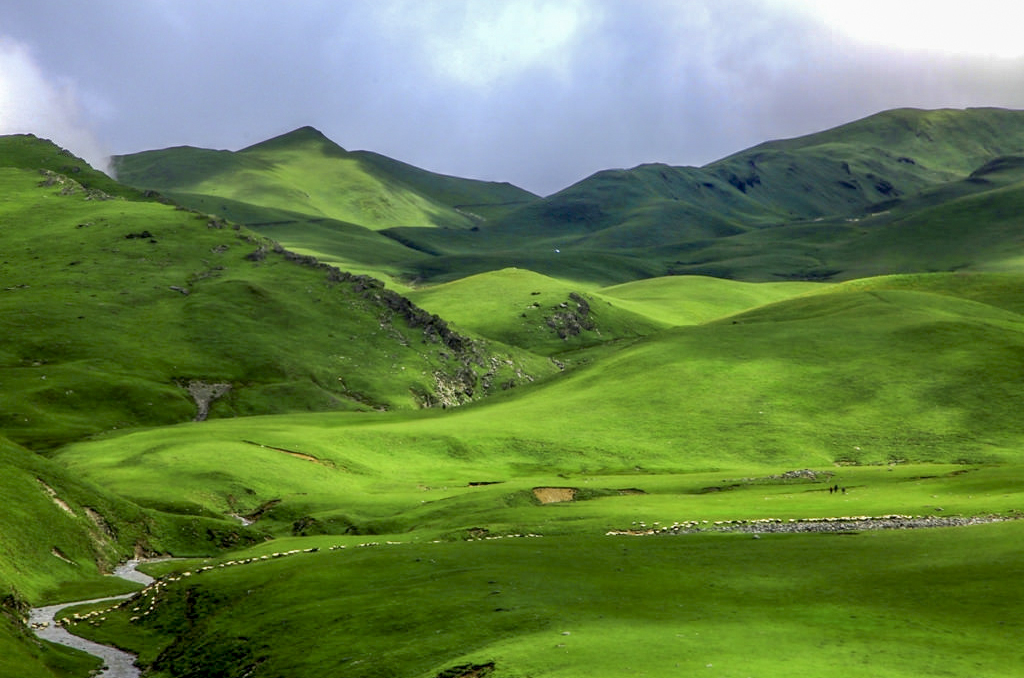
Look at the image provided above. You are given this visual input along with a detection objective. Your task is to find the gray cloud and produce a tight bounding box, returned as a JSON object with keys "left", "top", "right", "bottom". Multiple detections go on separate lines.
{"left": 0, "top": 37, "right": 111, "bottom": 172}
{"left": 2, "top": 0, "right": 1023, "bottom": 194}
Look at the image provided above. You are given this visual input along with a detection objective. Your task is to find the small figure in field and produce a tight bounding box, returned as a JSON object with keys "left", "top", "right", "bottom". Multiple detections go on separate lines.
{"left": 841, "top": 487, "right": 847, "bottom": 494}
{"left": 829, "top": 485, "right": 834, "bottom": 494}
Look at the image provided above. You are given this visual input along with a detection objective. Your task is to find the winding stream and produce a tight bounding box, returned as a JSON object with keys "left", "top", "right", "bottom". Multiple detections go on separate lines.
{"left": 29, "top": 560, "right": 154, "bottom": 678}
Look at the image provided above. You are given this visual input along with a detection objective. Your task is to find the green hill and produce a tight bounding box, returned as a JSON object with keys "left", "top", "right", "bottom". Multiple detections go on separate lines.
{"left": 598, "top": 275, "right": 824, "bottom": 325}
{"left": 0, "top": 136, "right": 555, "bottom": 449}
{"left": 53, "top": 273, "right": 1024, "bottom": 534}
{"left": 117, "top": 126, "right": 537, "bottom": 224}
{"left": 387, "top": 107, "right": 1024, "bottom": 284}
{"left": 406, "top": 268, "right": 667, "bottom": 356}
{"left": 113, "top": 108, "right": 1024, "bottom": 287}
{"left": 113, "top": 127, "right": 538, "bottom": 286}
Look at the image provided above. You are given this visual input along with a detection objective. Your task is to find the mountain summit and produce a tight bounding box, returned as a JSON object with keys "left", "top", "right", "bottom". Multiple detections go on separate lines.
{"left": 239, "top": 125, "right": 347, "bottom": 154}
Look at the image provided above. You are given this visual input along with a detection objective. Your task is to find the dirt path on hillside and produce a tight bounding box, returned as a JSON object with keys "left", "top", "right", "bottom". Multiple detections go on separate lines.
{"left": 29, "top": 561, "right": 155, "bottom": 678}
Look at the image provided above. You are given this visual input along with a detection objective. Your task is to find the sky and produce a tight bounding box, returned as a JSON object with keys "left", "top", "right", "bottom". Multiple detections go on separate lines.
{"left": 2, "top": 0, "right": 1024, "bottom": 195}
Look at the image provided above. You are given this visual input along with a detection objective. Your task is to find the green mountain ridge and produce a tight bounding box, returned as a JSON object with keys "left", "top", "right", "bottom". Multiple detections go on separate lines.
{"left": 112, "top": 107, "right": 1024, "bottom": 287}
{"left": 114, "top": 126, "right": 536, "bottom": 233}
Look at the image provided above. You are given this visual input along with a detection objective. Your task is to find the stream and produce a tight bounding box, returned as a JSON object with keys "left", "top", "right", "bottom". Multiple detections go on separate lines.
{"left": 28, "top": 560, "right": 154, "bottom": 678}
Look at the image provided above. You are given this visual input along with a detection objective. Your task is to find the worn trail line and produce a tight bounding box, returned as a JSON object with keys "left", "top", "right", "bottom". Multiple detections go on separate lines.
{"left": 29, "top": 561, "right": 155, "bottom": 678}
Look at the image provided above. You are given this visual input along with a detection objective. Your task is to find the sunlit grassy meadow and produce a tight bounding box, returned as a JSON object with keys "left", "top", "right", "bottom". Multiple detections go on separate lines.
{"left": 4, "top": 108, "right": 1024, "bottom": 677}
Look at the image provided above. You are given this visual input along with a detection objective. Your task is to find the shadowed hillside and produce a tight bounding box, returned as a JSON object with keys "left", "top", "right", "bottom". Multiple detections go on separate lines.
{"left": 392, "top": 108, "right": 1024, "bottom": 284}
{"left": 0, "top": 136, "right": 555, "bottom": 449}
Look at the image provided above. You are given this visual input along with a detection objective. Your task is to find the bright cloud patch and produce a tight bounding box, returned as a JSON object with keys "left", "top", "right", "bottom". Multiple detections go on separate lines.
{"left": 375, "top": 0, "right": 591, "bottom": 87}
{"left": 780, "top": 0, "right": 1024, "bottom": 59}
{"left": 0, "top": 37, "right": 110, "bottom": 172}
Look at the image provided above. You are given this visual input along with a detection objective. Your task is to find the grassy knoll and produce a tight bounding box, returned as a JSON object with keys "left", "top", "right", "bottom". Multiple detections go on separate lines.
{"left": 68, "top": 522, "right": 1024, "bottom": 678}
{"left": 407, "top": 268, "right": 666, "bottom": 355}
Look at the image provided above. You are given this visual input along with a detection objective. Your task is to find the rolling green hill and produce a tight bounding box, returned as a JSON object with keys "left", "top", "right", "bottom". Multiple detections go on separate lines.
{"left": 406, "top": 268, "right": 667, "bottom": 356}
{"left": 386, "top": 107, "right": 1024, "bottom": 284}
{"left": 113, "top": 108, "right": 1024, "bottom": 286}
{"left": 0, "top": 136, "right": 555, "bottom": 449}
{"left": 52, "top": 272, "right": 1024, "bottom": 538}
{"left": 114, "top": 126, "right": 537, "bottom": 231}
{"left": 41, "top": 272, "right": 1024, "bottom": 675}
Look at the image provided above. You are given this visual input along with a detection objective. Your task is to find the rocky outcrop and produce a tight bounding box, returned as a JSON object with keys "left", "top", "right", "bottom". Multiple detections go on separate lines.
{"left": 185, "top": 381, "right": 232, "bottom": 422}
{"left": 545, "top": 292, "right": 597, "bottom": 339}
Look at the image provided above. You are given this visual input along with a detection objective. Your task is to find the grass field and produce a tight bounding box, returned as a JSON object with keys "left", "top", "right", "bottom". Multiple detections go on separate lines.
{"left": 65, "top": 521, "right": 1024, "bottom": 678}
{"left": 4, "top": 110, "right": 1024, "bottom": 677}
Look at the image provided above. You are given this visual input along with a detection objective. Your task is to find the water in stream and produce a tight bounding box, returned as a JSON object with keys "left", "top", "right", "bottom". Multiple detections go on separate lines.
{"left": 29, "top": 560, "right": 155, "bottom": 678}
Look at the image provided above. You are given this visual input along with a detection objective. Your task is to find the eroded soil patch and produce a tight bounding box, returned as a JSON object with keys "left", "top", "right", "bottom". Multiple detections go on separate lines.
{"left": 533, "top": 487, "right": 578, "bottom": 504}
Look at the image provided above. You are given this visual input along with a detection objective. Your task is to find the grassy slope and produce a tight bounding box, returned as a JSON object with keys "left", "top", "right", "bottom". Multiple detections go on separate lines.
{"left": 69, "top": 521, "right": 1024, "bottom": 678}
{"left": 598, "top": 275, "right": 825, "bottom": 325}
{"left": 52, "top": 273, "right": 1024, "bottom": 538}
{"left": 0, "top": 432, "right": 266, "bottom": 678}
{"left": 0, "top": 617, "right": 99, "bottom": 678}
{"left": 114, "top": 127, "right": 536, "bottom": 231}
{"left": 407, "top": 268, "right": 667, "bottom": 356}
{"left": 0, "top": 143, "right": 555, "bottom": 448}
{"left": 152, "top": 190, "right": 429, "bottom": 285}
{"left": 388, "top": 108, "right": 1024, "bottom": 284}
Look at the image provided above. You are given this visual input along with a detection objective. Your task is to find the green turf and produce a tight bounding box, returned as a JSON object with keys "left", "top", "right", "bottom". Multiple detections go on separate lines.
{"left": 67, "top": 522, "right": 1024, "bottom": 678}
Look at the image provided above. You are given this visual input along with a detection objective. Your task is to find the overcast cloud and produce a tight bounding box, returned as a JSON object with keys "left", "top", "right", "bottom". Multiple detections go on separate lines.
{"left": 2, "top": 0, "right": 1023, "bottom": 195}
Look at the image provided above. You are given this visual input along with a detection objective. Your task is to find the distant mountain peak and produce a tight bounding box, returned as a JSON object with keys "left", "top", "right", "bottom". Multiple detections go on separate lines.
{"left": 240, "top": 125, "right": 347, "bottom": 154}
